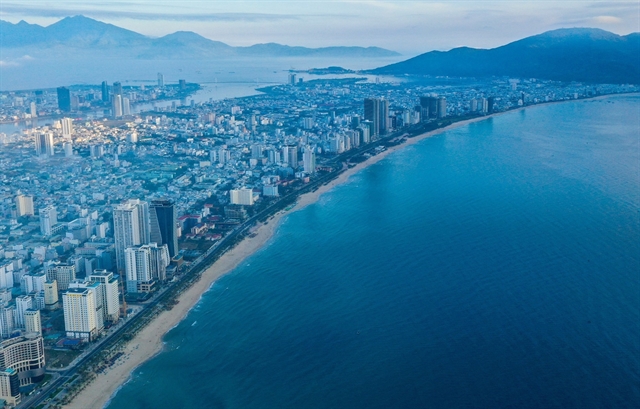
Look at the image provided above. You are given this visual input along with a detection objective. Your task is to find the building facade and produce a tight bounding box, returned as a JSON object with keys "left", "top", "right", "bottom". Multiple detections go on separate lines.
{"left": 14, "top": 195, "right": 34, "bottom": 217}
{"left": 113, "top": 199, "right": 150, "bottom": 273}
{"left": 62, "top": 288, "right": 99, "bottom": 341}
{"left": 89, "top": 270, "right": 120, "bottom": 323}
{"left": 150, "top": 199, "right": 179, "bottom": 258}
{"left": 0, "top": 333, "right": 45, "bottom": 387}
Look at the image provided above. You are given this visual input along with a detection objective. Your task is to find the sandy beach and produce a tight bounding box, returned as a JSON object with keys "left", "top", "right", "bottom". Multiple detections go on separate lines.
{"left": 63, "top": 94, "right": 635, "bottom": 409}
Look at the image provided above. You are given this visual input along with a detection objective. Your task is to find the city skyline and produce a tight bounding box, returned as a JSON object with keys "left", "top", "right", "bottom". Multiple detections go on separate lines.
{"left": 1, "top": 1, "right": 637, "bottom": 54}
{"left": 0, "top": 2, "right": 637, "bottom": 407}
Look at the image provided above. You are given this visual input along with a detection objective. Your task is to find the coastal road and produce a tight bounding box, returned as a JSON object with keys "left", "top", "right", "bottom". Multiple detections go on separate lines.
{"left": 22, "top": 120, "right": 438, "bottom": 409}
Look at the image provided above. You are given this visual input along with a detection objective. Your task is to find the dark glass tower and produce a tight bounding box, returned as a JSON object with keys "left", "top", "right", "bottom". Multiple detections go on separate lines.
{"left": 112, "top": 81, "right": 123, "bottom": 96}
{"left": 102, "top": 81, "right": 110, "bottom": 102}
{"left": 364, "top": 98, "right": 380, "bottom": 137}
{"left": 57, "top": 87, "right": 71, "bottom": 112}
{"left": 150, "top": 199, "right": 178, "bottom": 258}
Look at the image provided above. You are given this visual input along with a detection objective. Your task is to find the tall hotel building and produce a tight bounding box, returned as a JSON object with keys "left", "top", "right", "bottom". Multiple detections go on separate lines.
{"left": 34, "top": 132, "right": 54, "bottom": 157}
{"left": 125, "top": 244, "right": 169, "bottom": 293}
{"left": 0, "top": 332, "right": 46, "bottom": 404}
{"left": 62, "top": 287, "right": 100, "bottom": 341}
{"left": 364, "top": 98, "right": 381, "bottom": 137}
{"left": 0, "top": 333, "right": 46, "bottom": 386}
{"left": 113, "top": 199, "right": 150, "bottom": 274}
{"left": 150, "top": 199, "right": 179, "bottom": 258}
{"left": 14, "top": 194, "right": 34, "bottom": 217}
{"left": 39, "top": 205, "right": 57, "bottom": 236}
{"left": 89, "top": 270, "right": 120, "bottom": 323}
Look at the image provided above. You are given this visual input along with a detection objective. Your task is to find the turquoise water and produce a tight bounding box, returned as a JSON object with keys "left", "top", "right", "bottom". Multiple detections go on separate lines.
{"left": 108, "top": 96, "right": 640, "bottom": 408}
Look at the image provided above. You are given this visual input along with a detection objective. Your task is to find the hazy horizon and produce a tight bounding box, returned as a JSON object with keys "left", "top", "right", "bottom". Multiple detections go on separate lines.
{"left": 1, "top": 0, "right": 638, "bottom": 55}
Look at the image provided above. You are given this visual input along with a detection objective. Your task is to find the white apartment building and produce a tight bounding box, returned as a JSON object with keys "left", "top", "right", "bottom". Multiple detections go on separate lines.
{"left": 230, "top": 188, "right": 255, "bottom": 206}
{"left": 62, "top": 288, "right": 99, "bottom": 341}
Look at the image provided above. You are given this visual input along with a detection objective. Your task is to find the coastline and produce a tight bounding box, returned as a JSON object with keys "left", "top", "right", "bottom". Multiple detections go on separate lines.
{"left": 62, "top": 93, "right": 636, "bottom": 409}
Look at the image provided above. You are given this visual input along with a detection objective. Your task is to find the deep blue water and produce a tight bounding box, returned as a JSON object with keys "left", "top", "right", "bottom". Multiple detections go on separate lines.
{"left": 108, "top": 96, "right": 640, "bottom": 409}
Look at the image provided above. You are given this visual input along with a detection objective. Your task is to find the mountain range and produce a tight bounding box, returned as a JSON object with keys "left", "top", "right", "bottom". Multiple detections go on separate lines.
{"left": 0, "top": 15, "right": 400, "bottom": 58}
{"left": 370, "top": 28, "right": 640, "bottom": 84}
{"left": 2, "top": 16, "right": 638, "bottom": 84}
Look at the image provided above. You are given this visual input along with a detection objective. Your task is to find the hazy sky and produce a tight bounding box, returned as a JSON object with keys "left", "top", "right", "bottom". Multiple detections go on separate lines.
{"left": 1, "top": 1, "right": 638, "bottom": 54}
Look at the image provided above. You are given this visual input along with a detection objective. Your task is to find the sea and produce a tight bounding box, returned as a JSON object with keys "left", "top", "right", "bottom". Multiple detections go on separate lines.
{"left": 107, "top": 95, "right": 640, "bottom": 409}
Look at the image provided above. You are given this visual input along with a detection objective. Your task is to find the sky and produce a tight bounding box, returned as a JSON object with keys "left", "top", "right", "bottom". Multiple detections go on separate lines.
{"left": 1, "top": 1, "right": 638, "bottom": 54}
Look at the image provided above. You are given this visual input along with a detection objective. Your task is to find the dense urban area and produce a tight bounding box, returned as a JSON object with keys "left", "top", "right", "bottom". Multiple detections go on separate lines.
{"left": 0, "top": 72, "right": 636, "bottom": 408}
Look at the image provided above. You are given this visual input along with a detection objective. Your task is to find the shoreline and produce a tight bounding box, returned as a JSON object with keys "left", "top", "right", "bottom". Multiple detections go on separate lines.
{"left": 63, "top": 92, "right": 636, "bottom": 409}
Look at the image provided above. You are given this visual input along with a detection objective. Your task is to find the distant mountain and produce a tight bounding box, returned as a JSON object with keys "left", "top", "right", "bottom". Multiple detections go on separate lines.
{"left": 236, "top": 43, "right": 398, "bottom": 58}
{"left": 0, "top": 15, "right": 399, "bottom": 58}
{"left": 370, "top": 28, "right": 640, "bottom": 84}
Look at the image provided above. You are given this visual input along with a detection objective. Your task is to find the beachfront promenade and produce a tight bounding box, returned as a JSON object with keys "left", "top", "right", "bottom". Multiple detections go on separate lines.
{"left": 21, "top": 113, "right": 430, "bottom": 409}
{"left": 19, "top": 91, "right": 637, "bottom": 409}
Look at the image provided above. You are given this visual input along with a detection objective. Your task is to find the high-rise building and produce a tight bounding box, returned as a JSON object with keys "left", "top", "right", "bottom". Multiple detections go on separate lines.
{"left": 358, "top": 125, "right": 371, "bottom": 144}
{"left": 0, "top": 306, "right": 14, "bottom": 338}
{"left": 420, "top": 96, "right": 439, "bottom": 119}
{"left": 45, "top": 263, "right": 75, "bottom": 291}
{"left": 288, "top": 73, "right": 296, "bottom": 85}
{"left": 437, "top": 97, "right": 447, "bottom": 118}
{"left": 101, "top": 81, "right": 110, "bottom": 102}
{"left": 487, "top": 96, "right": 495, "bottom": 114}
{"left": 470, "top": 98, "right": 478, "bottom": 113}
{"left": 39, "top": 205, "right": 57, "bottom": 236}
{"left": 112, "top": 81, "right": 123, "bottom": 96}
{"left": 63, "top": 287, "right": 99, "bottom": 341}
{"left": 0, "top": 368, "right": 20, "bottom": 406}
{"left": 34, "top": 292, "right": 45, "bottom": 311}
{"left": 179, "top": 79, "right": 186, "bottom": 90}
{"left": 150, "top": 200, "right": 179, "bottom": 258}
{"left": 302, "top": 117, "right": 315, "bottom": 129}
{"left": 113, "top": 199, "right": 150, "bottom": 273}
{"left": 34, "top": 132, "right": 54, "bottom": 156}
{"left": 20, "top": 273, "right": 46, "bottom": 295}
{"left": 30, "top": 101, "right": 37, "bottom": 117}
{"left": 69, "top": 280, "right": 104, "bottom": 332}
{"left": 112, "top": 94, "right": 123, "bottom": 118}
{"left": 14, "top": 195, "right": 34, "bottom": 217}
{"left": 380, "top": 99, "right": 390, "bottom": 135}
{"left": 63, "top": 142, "right": 73, "bottom": 157}
{"left": 251, "top": 144, "right": 263, "bottom": 159}
{"left": 282, "top": 145, "right": 298, "bottom": 168}
{"left": 230, "top": 188, "right": 255, "bottom": 206}
{"left": 303, "top": 146, "right": 316, "bottom": 174}
{"left": 89, "top": 270, "right": 120, "bottom": 323}
{"left": 157, "top": 73, "right": 164, "bottom": 87}
{"left": 351, "top": 115, "right": 361, "bottom": 129}
{"left": 44, "top": 280, "right": 59, "bottom": 310}
{"left": 124, "top": 244, "right": 167, "bottom": 293}
{"left": 149, "top": 244, "right": 170, "bottom": 282}
{"left": 24, "top": 310, "right": 41, "bottom": 335}
{"left": 61, "top": 117, "right": 73, "bottom": 137}
{"left": 364, "top": 98, "right": 381, "bottom": 137}
{"left": 14, "top": 296, "right": 33, "bottom": 328}
{"left": 122, "top": 97, "right": 131, "bottom": 116}
{"left": 263, "top": 185, "right": 279, "bottom": 197}
{"left": 0, "top": 262, "right": 13, "bottom": 291}
{"left": 0, "top": 333, "right": 46, "bottom": 387}
{"left": 56, "top": 87, "right": 71, "bottom": 112}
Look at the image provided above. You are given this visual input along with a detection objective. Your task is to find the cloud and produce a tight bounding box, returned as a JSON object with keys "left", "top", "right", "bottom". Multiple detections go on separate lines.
{"left": 592, "top": 15, "right": 623, "bottom": 24}
{"left": 0, "top": 4, "right": 302, "bottom": 22}
{"left": 0, "top": 55, "right": 34, "bottom": 68}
